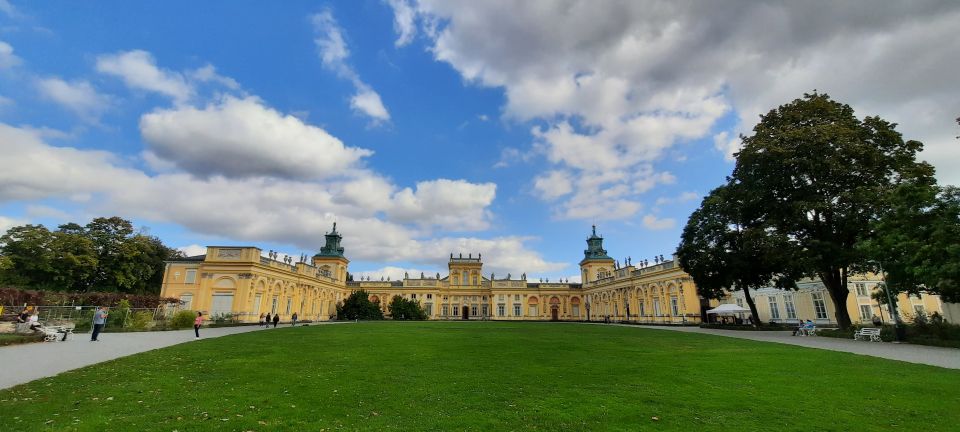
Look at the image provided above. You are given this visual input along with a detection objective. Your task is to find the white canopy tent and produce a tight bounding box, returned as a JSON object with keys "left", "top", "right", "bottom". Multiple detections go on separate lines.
{"left": 706, "top": 303, "right": 751, "bottom": 315}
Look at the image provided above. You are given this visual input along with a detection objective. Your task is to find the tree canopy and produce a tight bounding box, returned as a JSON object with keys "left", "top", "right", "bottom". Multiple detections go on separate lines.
{"left": 677, "top": 184, "right": 802, "bottom": 327}
{"left": 336, "top": 290, "right": 384, "bottom": 320}
{"left": 723, "top": 92, "right": 934, "bottom": 329}
{"left": 0, "top": 217, "right": 181, "bottom": 293}
{"left": 388, "top": 295, "right": 428, "bottom": 320}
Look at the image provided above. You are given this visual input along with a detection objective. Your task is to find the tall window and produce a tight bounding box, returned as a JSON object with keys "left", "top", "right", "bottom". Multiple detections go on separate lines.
{"left": 670, "top": 297, "right": 679, "bottom": 316}
{"left": 471, "top": 305, "right": 478, "bottom": 316}
{"left": 513, "top": 304, "right": 521, "bottom": 316}
{"left": 811, "top": 292, "right": 828, "bottom": 319}
{"left": 768, "top": 296, "right": 780, "bottom": 320}
{"left": 497, "top": 304, "right": 505, "bottom": 316}
{"left": 784, "top": 294, "right": 797, "bottom": 319}
{"left": 442, "top": 305, "right": 449, "bottom": 316}
{"left": 572, "top": 305, "right": 580, "bottom": 317}
{"left": 425, "top": 303, "right": 433, "bottom": 316}
{"left": 453, "top": 304, "right": 460, "bottom": 316}
{"left": 638, "top": 301, "right": 645, "bottom": 316}
{"left": 855, "top": 283, "right": 868, "bottom": 296}
{"left": 286, "top": 298, "right": 292, "bottom": 315}
{"left": 184, "top": 269, "right": 197, "bottom": 284}
{"left": 473, "top": 275, "right": 478, "bottom": 285}
{"left": 859, "top": 305, "right": 873, "bottom": 321}
{"left": 481, "top": 304, "right": 488, "bottom": 317}
{"left": 179, "top": 293, "right": 193, "bottom": 310}
{"left": 271, "top": 296, "right": 278, "bottom": 314}
{"left": 529, "top": 305, "right": 538, "bottom": 316}
{"left": 653, "top": 299, "right": 661, "bottom": 316}
{"left": 462, "top": 273, "right": 468, "bottom": 285}
{"left": 736, "top": 298, "right": 744, "bottom": 308}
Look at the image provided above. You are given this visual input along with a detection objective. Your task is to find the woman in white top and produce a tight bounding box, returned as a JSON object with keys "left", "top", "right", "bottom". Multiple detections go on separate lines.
{"left": 28, "top": 311, "right": 40, "bottom": 330}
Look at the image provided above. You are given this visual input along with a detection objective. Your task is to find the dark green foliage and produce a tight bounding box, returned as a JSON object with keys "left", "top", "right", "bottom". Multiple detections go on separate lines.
{"left": 721, "top": 93, "right": 932, "bottom": 330}
{"left": 0, "top": 216, "right": 181, "bottom": 294}
{"left": 388, "top": 295, "right": 427, "bottom": 320}
{"left": 677, "top": 184, "right": 802, "bottom": 327}
{"left": 863, "top": 180, "right": 960, "bottom": 303}
{"left": 336, "top": 290, "right": 384, "bottom": 320}
{"left": 819, "top": 316, "right": 960, "bottom": 348}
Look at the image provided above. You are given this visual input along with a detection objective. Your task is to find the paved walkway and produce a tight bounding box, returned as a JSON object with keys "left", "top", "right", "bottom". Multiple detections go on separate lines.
{"left": 0, "top": 323, "right": 346, "bottom": 390}
{"left": 610, "top": 324, "right": 960, "bottom": 369}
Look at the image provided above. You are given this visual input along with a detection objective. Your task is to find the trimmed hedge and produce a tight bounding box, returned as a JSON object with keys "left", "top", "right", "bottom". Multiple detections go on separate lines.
{"left": 0, "top": 286, "right": 178, "bottom": 309}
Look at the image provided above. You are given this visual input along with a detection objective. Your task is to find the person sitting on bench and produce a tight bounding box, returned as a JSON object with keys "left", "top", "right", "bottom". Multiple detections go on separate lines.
{"left": 793, "top": 320, "right": 805, "bottom": 336}
{"left": 28, "top": 311, "right": 41, "bottom": 331}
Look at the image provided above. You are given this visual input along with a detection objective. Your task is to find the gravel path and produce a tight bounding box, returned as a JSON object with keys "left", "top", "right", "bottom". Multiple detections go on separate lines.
{"left": 0, "top": 323, "right": 346, "bottom": 390}
{"left": 610, "top": 324, "right": 960, "bottom": 369}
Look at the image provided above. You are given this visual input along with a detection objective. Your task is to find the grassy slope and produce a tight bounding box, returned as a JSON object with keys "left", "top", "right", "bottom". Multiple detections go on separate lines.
{"left": 0, "top": 322, "right": 958, "bottom": 431}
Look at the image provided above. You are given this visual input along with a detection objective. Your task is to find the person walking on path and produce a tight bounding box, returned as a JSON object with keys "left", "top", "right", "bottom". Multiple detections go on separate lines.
{"left": 258, "top": 313, "right": 265, "bottom": 327}
{"left": 91, "top": 306, "right": 109, "bottom": 341}
{"left": 194, "top": 312, "right": 204, "bottom": 339}
{"left": 291, "top": 312, "right": 298, "bottom": 326}
{"left": 272, "top": 314, "right": 280, "bottom": 328}
{"left": 265, "top": 313, "right": 271, "bottom": 328}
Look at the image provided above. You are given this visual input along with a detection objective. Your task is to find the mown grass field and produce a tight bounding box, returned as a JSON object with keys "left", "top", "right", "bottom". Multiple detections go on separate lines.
{"left": 1, "top": 322, "right": 958, "bottom": 431}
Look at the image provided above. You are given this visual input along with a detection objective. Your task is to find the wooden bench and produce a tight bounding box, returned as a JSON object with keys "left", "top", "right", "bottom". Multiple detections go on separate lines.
{"left": 853, "top": 327, "right": 882, "bottom": 342}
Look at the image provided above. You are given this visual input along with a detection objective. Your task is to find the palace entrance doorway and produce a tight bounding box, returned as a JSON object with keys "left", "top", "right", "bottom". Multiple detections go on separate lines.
{"left": 462, "top": 305, "right": 469, "bottom": 320}
{"left": 551, "top": 307, "right": 559, "bottom": 321}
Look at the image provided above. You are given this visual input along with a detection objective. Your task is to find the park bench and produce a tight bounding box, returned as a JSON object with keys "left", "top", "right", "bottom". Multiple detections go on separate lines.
{"left": 853, "top": 327, "right": 882, "bottom": 342}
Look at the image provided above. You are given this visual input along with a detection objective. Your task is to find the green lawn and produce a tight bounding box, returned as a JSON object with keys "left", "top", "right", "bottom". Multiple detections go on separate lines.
{"left": 1, "top": 322, "right": 958, "bottom": 431}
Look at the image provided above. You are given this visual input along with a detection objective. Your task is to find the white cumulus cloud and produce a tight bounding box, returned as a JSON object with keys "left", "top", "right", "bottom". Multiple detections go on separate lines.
{"left": 139, "top": 95, "right": 373, "bottom": 180}
{"left": 96, "top": 50, "right": 193, "bottom": 103}
{"left": 311, "top": 9, "right": 391, "bottom": 123}
{"left": 36, "top": 77, "right": 111, "bottom": 122}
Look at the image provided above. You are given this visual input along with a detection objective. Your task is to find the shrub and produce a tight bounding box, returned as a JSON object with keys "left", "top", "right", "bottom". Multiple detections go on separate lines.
{"left": 170, "top": 310, "right": 196, "bottom": 329}
{"left": 388, "top": 296, "right": 427, "bottom": 320}
{"left": 128, "top": 311, "right": 154, "bottom": 330}
{"left": 71, "top": 309, "right": 96, "bottom": 332}
{"left": 114, "top": 299, "right": 132, "bottom": 327}
{"left": 337, "top": 290, "right": 384, "bottom": 320}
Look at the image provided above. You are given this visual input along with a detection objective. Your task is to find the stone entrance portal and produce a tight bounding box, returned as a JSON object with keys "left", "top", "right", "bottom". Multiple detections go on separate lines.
{"left": 551, "top": 307, "right": 559, "bottom": 321}
{"left": 462, "top": 305, "right": 469, "bottom": 320}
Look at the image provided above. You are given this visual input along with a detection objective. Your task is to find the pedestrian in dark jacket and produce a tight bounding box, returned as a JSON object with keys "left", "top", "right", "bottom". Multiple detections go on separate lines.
{"left": 272, "top": 314, "right": 280, "bottom": 328}
{"left": 265, "top": 313, "right": 271, "bottom": 328}
{"left": 291, "top": 312, "right": 298, "bottom": 326}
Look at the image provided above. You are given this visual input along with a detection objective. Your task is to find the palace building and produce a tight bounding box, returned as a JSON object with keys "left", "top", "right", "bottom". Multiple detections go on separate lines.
{"left": 160, "top": 224, "right": 707, "bottom": 323}
{"left": 162, "top": 223, "right": 943, "bottom": 325}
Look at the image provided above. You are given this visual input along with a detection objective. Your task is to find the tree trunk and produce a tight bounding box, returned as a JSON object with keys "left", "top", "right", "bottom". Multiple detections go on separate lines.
{"left": 741, "top": 284, "right": 761, "bottom": 329}
{"left": 819, "top": 267, "right": 853, "bottom": 330}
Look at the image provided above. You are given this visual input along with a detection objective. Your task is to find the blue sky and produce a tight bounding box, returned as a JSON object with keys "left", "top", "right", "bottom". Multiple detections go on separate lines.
{"left": 1, "top": 1, "right": 958, "bottom": 281}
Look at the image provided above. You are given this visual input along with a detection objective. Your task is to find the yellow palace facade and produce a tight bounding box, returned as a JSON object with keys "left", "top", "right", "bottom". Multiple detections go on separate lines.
{"left": 160, "top": 225, "right": 707, "bottom": 323}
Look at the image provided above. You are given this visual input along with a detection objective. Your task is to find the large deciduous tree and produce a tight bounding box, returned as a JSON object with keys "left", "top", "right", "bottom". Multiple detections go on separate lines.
{"left": 864, "top": 176, "right": 960, "bottom": 304}
{"left": 0, "top": 217, "right": 179, "bottom": 294}
{"left": 388, "top": 295, "right": 428, "bottom": 320}
{"left": 677, "top": 184, "right": 801, "bottom": 327}
{"left": 336, "top": 290, "right": 384, "bottom": 320}
{"left": 730, "top": 93, "right": 929, "bottom": 329}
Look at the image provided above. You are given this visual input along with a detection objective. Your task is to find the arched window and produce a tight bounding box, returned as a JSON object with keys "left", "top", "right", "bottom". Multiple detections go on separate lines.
{"left": 462, "top": 272, "right": 468, "bottom": 285}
